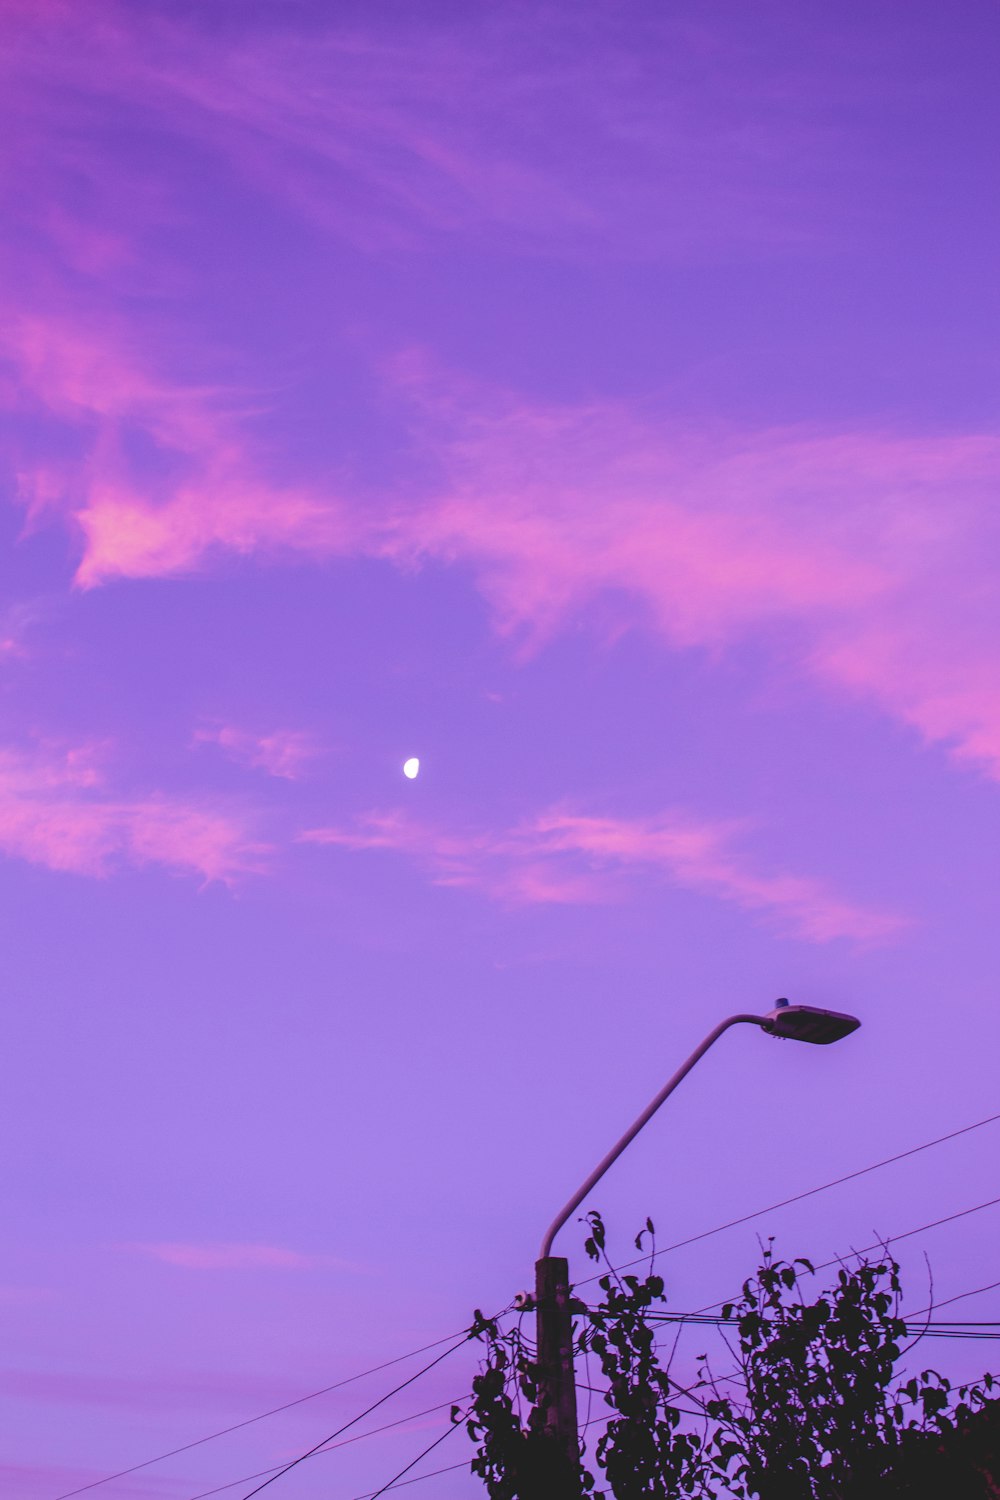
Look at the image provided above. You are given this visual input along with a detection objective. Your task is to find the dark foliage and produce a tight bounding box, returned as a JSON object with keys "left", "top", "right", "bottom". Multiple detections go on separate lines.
{"left": 465, "top": 1215, "right": 999, "bottom": 1498}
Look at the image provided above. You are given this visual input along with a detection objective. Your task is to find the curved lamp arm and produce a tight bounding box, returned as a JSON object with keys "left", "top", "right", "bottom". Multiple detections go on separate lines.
{"left": 538, "top": 1012, "right": 770, "bottom": 1261}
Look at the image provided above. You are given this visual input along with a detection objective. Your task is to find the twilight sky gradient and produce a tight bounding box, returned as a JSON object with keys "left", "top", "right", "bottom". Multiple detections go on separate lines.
{"left": 3, "top": 2, "right": 1000, "bottom": 1495}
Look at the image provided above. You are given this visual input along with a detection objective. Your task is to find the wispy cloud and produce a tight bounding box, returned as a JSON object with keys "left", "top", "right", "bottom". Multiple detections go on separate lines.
{"left": 0, "top": 1464, "right": 99, "bottom": 1500}
{"left": 0, "top": 1364, "right": 290, "bottom": 1413}
{"left": 3, "top": 3, "right": 997, "bottom": 792}
{"left": 195, "top": 724, "right": 323, "bottom": 780}
{"left": 10, "top": 311, "right": 1000, "bottom": 794}
{"left": 0, "top": 597, "right": 53, "bottom": 662}
{"left": 385, "top": 371, "right": 1000, "bottom": 782}
{"left": 124, "top": 1241, "right": 341, "bottom": 1271}
{"left": 531, "top": 810, "right": 903, "bottom": 944}
{"left": 0, "top": 742, "right": 264, "bottom": 883}
{"left": 0, "top": 4, "right": 870, "bottom": 263}
{"left": 302, "top": 804, "right": 903, "bottom": 944}
{"left": 3, "top": 312, "right": 360, "bottom": 588}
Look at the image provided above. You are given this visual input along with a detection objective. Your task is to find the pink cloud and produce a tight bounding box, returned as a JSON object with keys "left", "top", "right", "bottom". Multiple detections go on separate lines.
{"left": 383, "top": 374, "right": 956, "bottom": 647}
{"left": 0, "top": 5, "right": 860, "bottom": 262}
{"left": 3, "top": 0, "right": 998, "bottom": 794}
{"left": 531, "top": 810, "right": 903, "bottom": 945}
{"left": 383, "top": 372, "right": 1000, "bottom": 782}
{"left": 74, "top": 480, "right": 345, "bottom": 588}
{"left": 9, "top": 308, "right": 1000, "bottom": 796}
{"left": 124, "top": 1241, "right": 337, "bottom": 1271}
{"left": 195, "top": 724, "right": 323, "bottom": 780}
{"left": 1, "top": 311, "right": 362, "bottom": 587}
{"left": 302, "top": 805, "right": 903, "bottom": 944}
{"left": 0, "top": 600, "right": 43, "bottom": 661}
{"left": 0, "top": 743, "right": 264, "bottom": 883}
{"left": 0, "top": 1365, "right": 293, "bottom": 1412}
{"left": 301, "top": 810, "right": 609, "bottom": 905}
{"left": 811, "top": 627, "right": 1000, "bottom": 783}
{"left": 303, "top": 810, "right": 501, "bottom": 876}
{"left": 0, "top": 1466, "right": 100, "bottom": 1500}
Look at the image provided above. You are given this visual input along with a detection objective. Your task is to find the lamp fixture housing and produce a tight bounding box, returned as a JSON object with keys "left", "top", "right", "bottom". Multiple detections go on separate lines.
{"left": 763, "top": 1001, "right": 860, "bottom": 1046}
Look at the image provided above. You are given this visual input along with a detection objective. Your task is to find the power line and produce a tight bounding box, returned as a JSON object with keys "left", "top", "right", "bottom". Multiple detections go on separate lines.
{"left": 909, "top": 1331, "right": 1000, "bottom": 1341}
{"left": 575, "top": 1107, "right": 1000, "bottom": 1288}
{"left": 810, "top": 1192, "right": 1000, "bottom": 1274}
{"left": 922, "top": 1277, "right": 1000, "bottom": 1315}
{"left": 366, "top": 1408, "right": 466, "bottom": 1500}
{"left": 180, "top": 1399, "right": 460, "bottom": 1500}
{"left": 189, "top": 1315, "right": 623, "bottom": 1500}
{"left": 237, "top": 1335, "right": 470, "bottom": 1499}
{"left": 348, "top": 1458, "right": 470, "bottom": 1498}
{"left": 642, "top": 1313, "right": 1000, "bottom": 1341}
{"left": 53, "top": 1107, "right": 1000, "bottom": 1500}
{"left": 207, "top": 1258, "right": 999, "bottom": 1500}
{"left": 195, "top": 1358, "right": 619, "bottom": 1500}
{"left": 347, "top": 1404, "right": 616, "bottom": 1499}
{"left": 577, "top": 1379, "right": 706, "bottom": 1416}
{"left": 50, "top": 1327, "right": 474, "bottom": 1500}
{"left": 671, "top": 1192, "right": 1000, "bottom": 1320}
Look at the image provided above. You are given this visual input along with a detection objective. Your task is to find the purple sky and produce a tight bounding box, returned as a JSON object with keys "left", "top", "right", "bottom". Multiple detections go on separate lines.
{"left": 3, "top": 1, "right": 1000, "bottom": 1494}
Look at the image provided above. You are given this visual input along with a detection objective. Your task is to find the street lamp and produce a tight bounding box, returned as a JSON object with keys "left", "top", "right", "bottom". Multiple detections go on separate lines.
{"left": 530, "top": 998, "right": 861, "bottom": 1496}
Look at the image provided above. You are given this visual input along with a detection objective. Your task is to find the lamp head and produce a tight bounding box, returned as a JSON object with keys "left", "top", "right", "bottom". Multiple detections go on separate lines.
{"left": 762, "top": 999, "right": 860, "bottom": 1045}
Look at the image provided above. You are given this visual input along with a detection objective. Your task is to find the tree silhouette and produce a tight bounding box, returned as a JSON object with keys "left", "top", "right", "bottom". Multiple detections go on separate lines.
{"left": 463, "top": 1214, "right": 999, "bottom": 1498}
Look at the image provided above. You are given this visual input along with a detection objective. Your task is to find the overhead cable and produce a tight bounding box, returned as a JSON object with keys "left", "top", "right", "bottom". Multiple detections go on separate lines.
{"left": 348, "top": 1459, "right": 470, "bottom": 1498}
{"left": 348, "top": 1407, "right": 614, "bottom": 1499}
{"left": 672, "top": 1192, "right": 1000, "bottom": 1320}
{"left": 365, "top": 1408, "right": 467, "bottom": 1500}
{"left": 919, "top": 1276, "right": 1000, "bottom": 1315}
{"left": 51, "top": 1327, "right": 473, "bottom": 1500}
{"left": 576, "top": 1107, "right": 1000, "bottom": 1288}
{"left": 236, "top": 1335, "right": 470, "bottom": 1499}
{"left": 810, "top": 1193, "right": 1000, "bottom": 1275}
{"left": 180, "top": 1399, "right": 460, "bottom": 1500}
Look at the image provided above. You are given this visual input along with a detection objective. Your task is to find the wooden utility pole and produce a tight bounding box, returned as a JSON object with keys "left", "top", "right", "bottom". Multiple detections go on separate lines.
{"left": 533, "top": 1254, "right": 581, "bottom": 1498}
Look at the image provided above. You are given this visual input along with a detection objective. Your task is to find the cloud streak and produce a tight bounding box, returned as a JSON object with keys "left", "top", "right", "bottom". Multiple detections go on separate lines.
{"left": 195, "top": 724, "right": 323, "bottom": 780}
{"left": 3, "top": 311, "right": 361, "bottom": 588}
{"left": 302, "top": 804, "right": 903, "bottom": 944}
{"left": 0, "top": 743, "right": 264, "bottom": 883}
{"left": 0, "top": 1363, "right": 300, "bottom": 1413}
{"left": 3, "top": 6, "right": 998, "bottom": 796}
{"left": 123, "top": 1241, "right": 336, "bottom": 1271}
{"left": 8, "top": 313, "right": 1000, "bottom": 794}
{"left": 0, "top": 4, "right": 867, "bottom": 262}
{"left": 384, "top": 373, "right": 1000, "bottom": 782}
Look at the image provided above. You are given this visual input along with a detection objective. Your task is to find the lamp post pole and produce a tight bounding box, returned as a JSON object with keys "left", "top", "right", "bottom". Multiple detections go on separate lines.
{"left": 530, "top": 1000, "right": 861, "bottom": 1496}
